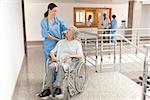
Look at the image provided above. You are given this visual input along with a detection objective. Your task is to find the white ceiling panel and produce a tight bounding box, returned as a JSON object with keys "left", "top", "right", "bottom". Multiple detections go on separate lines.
{"left": 25, "top": 0, "right": 130, "bottom": 4}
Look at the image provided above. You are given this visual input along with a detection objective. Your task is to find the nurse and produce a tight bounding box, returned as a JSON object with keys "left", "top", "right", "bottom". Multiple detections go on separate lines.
{"left": 110, "top": 14, "right": 117, "bottom": 43}
{"left": 41, "top": 3, "right": 67, "bottom": 74}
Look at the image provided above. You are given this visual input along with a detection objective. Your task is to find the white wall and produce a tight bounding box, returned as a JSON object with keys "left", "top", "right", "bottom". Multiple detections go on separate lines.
{"left": 0, "top": 0, "right": 25, "bottom": 100}
{"left": 138, "top": 4, "right": 150, "bottom": 35}
{"left": 25, "top": 2, "right": 128, "bottom": 41}
{"left": 141, "top": 4, "right": 150, "bottom": 28}
{"left": 133, "top": 1, "right": 142, "bottom": 28}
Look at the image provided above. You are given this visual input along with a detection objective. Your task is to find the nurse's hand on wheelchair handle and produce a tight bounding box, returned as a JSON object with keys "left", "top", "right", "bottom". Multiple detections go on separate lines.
{"left": 52, "top": 58, "right": 58, "bottom": 63}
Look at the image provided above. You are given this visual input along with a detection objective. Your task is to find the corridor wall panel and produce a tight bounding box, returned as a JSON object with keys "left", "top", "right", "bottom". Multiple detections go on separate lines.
{"left": 0, "top": 0, "right": 25, "bottom": 100}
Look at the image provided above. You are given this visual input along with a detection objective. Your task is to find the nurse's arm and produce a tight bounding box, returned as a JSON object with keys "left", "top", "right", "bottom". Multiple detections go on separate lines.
{"left": 48, "top": 36, "right": 59, "bottom": 41}
{"left": 50, "top": 43, "right": 58, "bottom": 63}
{"left": 50, "top": 52, "right": 58, "bottom": 63}
{"left": 41, "top": 20, "right": 59, "bottom": 41}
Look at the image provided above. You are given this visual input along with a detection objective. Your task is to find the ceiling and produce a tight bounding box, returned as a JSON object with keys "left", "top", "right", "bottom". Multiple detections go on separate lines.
{"left": 25, "top": 0, "right": 150, "bottom": 4}
{"left": 25, "top": 0, "right": 130, "bottom": 4}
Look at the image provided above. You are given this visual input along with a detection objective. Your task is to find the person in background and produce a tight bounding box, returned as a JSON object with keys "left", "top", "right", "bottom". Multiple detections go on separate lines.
{"left": 101, "top": 13, "right": 110, "bottom": 29}
{"left": 86, "top": 15, "right": 92, "bottom": 27}
{"left": 101, "top": 13, "right": 110, "bottom": 42}
{"left": 110, "top": 14, "right": 117, "bottom": 43}
{"left": 41, "top": 3, "right": 67, "bottom": 74}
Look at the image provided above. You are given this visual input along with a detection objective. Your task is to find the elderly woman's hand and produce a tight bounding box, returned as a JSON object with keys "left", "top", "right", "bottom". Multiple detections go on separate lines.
{"left": 62, "top": 57, "right": 71, "bottom": 63}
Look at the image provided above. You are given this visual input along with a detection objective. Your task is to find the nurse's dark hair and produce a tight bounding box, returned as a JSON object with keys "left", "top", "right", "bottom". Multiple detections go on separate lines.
{"left": 44, "top": 3, "right": 58, "bottom": 17}
{"left": 112, "top": 15, "right": 116, "bottom": 18}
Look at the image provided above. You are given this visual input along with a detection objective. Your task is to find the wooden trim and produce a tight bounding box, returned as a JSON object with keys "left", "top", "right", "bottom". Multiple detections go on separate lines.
{"left": 74, "top": 7, "right": 111, "bottom": 9}
{"left": 95, "top": 8, "right": 98, "bottom": 26}
{"left": 85, "top": 10, "right": 87, "bottom": 26}
{"left": 76, "top": 26, "right": 98, "bottom": 28}
{"left": 109, "top": 8, "right": 112, "bottom": 25}
{"left": 109, "top": 8, "right": 112, "bottom": 21}
{"left": 74, "top": 8, "right": 76, "bottom": 26}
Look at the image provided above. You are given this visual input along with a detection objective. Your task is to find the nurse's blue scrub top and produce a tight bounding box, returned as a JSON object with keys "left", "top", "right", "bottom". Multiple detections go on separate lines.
{"left": 111, "top": 19, "right": 117, "bottom": 29}
{"left": 41, "top": 16, "right": 67, "bottom": 57}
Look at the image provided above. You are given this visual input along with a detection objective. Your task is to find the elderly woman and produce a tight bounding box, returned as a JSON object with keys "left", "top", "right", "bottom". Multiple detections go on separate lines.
{"left": 38, "top": 26, "right": 83, "bottom": 99}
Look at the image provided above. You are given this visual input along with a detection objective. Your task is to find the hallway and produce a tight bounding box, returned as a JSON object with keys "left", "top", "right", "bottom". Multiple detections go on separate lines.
{"left": 1, "top": 0, "right": 150, "bottom": 100}
{"left": 12, "top": 45, "right": 142, "bottom": 100}
{"left": 12, "top": 45, "right": 44, "bottom": 100}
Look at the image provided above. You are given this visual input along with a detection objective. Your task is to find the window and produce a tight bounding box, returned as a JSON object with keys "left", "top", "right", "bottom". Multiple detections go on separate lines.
{"left": 75, "top": 10, "right": 85, "bottom": 26}
{"left": 74, "top": 7, "right": 112, "bottom": 28}
{"left": 76, "top": 11, "right": 83, "bottom": 22}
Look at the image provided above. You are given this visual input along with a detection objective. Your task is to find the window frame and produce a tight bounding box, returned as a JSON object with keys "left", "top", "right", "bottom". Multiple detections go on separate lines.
{"left": 74, "top": 7, "right": 112, "bottom": 28}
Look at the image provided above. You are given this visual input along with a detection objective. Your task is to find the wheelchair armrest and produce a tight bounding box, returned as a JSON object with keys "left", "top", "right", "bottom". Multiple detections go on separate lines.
{"left": 71, "top": 57, "right": 84, "bottom": 62}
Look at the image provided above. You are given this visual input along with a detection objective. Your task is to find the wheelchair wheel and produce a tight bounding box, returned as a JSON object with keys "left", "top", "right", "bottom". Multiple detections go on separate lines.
{"left": 46, "top": 57, "right": 52, "bottom": 68}
{"left": 63, "top": 77, "right": 71, "bottom": 100}
{"left": 65, "top": 87, "right": 71, "bottom": 100}
{"left": 75, "top": 62, "right": 87, "bottom": 92}
{"left": 65, "top": 86, "right": 76, "bottom": 100}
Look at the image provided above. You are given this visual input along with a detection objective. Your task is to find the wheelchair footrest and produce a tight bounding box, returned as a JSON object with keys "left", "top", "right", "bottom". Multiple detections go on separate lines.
{"left": 68, "top": 84, "right": 79, "bottom": 97}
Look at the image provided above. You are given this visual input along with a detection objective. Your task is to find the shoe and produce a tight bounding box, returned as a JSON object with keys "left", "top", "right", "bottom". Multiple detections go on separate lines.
{"left": 139, "top": 76, "right": 143, "bottom": 81}
{"left": 136, "top": 81, "right": 142, "bottom": 86}
{"left": 54, "top": 88, "right": 64, "bottom": 99}
{"left": 37, "top": 89, "right": 51, "bottom": 99}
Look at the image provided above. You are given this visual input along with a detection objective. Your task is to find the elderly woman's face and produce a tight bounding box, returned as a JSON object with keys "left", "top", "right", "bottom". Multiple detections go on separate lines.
{"left": 66, "top": 28, "right": 73, "bottom": 39}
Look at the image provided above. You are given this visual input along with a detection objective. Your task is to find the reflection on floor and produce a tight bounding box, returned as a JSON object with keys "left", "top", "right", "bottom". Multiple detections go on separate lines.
{"left": 12, "top": 45, "right": 142, "bottom": 100}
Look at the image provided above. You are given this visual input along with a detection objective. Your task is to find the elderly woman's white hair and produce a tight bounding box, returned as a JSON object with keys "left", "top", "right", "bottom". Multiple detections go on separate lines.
{"left": 69, "top": 26, "right": 80, "bottom": 39}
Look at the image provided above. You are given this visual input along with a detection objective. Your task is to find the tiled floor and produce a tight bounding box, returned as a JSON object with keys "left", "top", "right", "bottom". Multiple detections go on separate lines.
{"left": 12, "top": 45, "right": 142, "bottom": 100}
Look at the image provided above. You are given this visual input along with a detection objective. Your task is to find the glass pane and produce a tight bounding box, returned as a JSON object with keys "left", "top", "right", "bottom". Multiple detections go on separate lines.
{"left": 98, "top": 9, "right": 110, "bottom": 28}
{"left": 75, "top": 10, "right": 85, "bottom": 26}
{"left": 86, "top": 11, "right": 95, "bottom": 26}
{"left": 76, "top": 12, "right": 83, "bottom": 22}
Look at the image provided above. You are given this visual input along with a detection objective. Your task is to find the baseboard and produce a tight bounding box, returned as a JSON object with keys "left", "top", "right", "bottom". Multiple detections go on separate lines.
{"left": 27, "top": 41, "right": 43, "bottom": 46}
{"left": 11, "top": 56, "right": 26, "bottom": 100}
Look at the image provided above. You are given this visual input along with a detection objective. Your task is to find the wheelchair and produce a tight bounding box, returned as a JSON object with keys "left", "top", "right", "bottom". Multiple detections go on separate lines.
{"left": 41, "top": 57, "right": 87, "bottom": 100}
